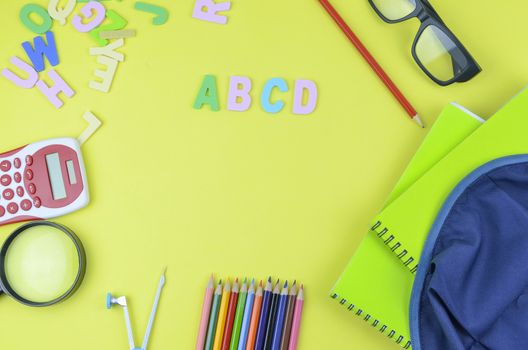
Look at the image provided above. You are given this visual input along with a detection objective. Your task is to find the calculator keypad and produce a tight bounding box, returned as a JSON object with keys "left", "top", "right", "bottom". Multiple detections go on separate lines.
{"left": 0, "top": 151, "right": 41, "bottom": 220}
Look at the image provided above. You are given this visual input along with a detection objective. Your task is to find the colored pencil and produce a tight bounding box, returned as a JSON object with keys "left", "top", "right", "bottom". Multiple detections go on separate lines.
{"left": 279, "top": 282, "right": 297, "bottom": 350}
{"left": 230, "top": 279, "right": 248, "bottom": 350}
{"left": 287, "top": 285, "right": 304, "bottom": 350}
{"left": 221, "top": 279, "right": 240, "bottom": 350}
{"left": 212, "top": 280, "right": 231, "bottom": 350}
{"left": 255, "top": 278, "right": 273, "bottom": 350}
{"left": 270, "top": 282, "right": 289, "bottom": 350}
{"left": 246, "top": 281, "right": 263, "bottom": 350}
{"left": 263, "top": 280, "right": 281, "bottom": 350}
{"left": 197, "top": 276, "right": 215, "bottom": 350}
{"left": 205, "top": 280, "right": 224, "bottom": 350}
{"left": 238, "top": 280, "right": 255, "bottom": 350}
{"left": 318, "top": 0, "right": 424, "bottom": 128}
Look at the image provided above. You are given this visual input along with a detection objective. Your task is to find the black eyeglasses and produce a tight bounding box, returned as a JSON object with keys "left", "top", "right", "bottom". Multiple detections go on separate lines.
{"left": 368, "top": 0, "right": 481, "bottom": 86}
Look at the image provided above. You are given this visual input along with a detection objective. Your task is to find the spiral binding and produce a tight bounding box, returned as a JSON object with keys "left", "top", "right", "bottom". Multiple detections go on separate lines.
{"left": 330, "top": 293, "right": 412, "bottom": 349}
{"left": 370, "top": 221, "right": 418, "bottom": 274}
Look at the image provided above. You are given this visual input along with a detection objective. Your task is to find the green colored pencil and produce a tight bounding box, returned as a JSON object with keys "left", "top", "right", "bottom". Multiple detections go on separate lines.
{"left": 229, "top": 279, "right": 248, "bottom": 350}
{"left": 205, "top": 280, "right": 223, "bottom": 350}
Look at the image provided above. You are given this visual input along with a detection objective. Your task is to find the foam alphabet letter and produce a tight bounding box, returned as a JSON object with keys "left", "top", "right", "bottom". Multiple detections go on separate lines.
{"left": 88, "top": 55, "right": 118, "bottom": 93}
{"left": 261, "top": 78, "right": 288, "bottom": 114}
{"left": 227, "top": 76, "right": 252, "bottom": 112}
{"left": 193, "top": 75, "right": 220, "bottom": 111}
{"left": 20, "top": 4, "right": 53, "bottom": 34}
{"left": 1, "top": 57, "right": 39, "bottom": 89}
{"left": 134, "top": 2, "right": 169, "bottom": 25}
{"left": 48, "top": 0, "right": 77, "bottom": 25}
{"left": 192, "top": 0, "right": 231, "bottom": 25}
{"left": 72, "top": 1, "right": 106, "bottom": 33}
{"left": 293, "top": 80, "right": 318, "bottom": 115}
{"left": 22, "top": 31, "right": 59, "bottom": 73}
{"left": 89, "top": 39, "right": 125, "bottom": 62}
{"left": 36, "top": 69, "right": 75, "bottom": 108}
{"left": 90, "top": 10, "right": 128, "bottom": 47}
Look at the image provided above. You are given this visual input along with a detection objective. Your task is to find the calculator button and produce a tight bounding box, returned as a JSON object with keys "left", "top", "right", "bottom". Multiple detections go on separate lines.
{"left": 24, "top": 169, "right": 33, "bottom": 180}
{"left": 16, "top": 186, "right": 24, "bottom": 197}
{"left": 14, "top": 158, "right": 21, "bottom": 169}
{"left": 0, "top": 160, "right": 11, "bottom": 172}
{"left": 0, "top": 206, "right": 4, "bottom": 217}
{"left": 1, "top": 175, "right": 11, "bottom": 186}
{"left": 7, "top": 202, "right": 18, "bottom": 214}
{"left": 25, "top": 156, "right": 33, "bottom": 166}
{"left": 28, "top": 183, "right": 36, "bottom": 194}
{"left": 3, "top": 189, "right": 14, "bottom": 201}
{"left": 20, "top": 200, "right": 32, "bottom": 211}
{"left": 33, "top": 197, "right": 41, "bottom": 208}
{"left": 14, "top": 172, "right": 21, "bottom": 183}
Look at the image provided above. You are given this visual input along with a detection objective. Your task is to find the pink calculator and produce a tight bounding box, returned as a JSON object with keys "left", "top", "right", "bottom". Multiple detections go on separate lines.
{"left": 0, "top": 138, "right": 89, "bottom": 226}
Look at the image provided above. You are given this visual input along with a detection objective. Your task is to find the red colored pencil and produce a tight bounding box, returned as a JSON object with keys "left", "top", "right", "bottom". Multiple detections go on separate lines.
{"left": 221, "top": 280, "right": 240, "bottom": 350}
{"left": 318, "top": 0, "right": 424, "bottom": 128}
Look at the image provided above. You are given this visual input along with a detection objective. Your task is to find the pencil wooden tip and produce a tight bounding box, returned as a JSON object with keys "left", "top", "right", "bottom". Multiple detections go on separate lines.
{"left": 413, "top": 114, "right": 425, "bottom": 128}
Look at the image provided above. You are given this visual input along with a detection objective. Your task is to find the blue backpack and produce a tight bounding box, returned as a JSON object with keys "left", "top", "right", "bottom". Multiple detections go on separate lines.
{"left": 410, "top": 155, "right": 528, "bottom": 350}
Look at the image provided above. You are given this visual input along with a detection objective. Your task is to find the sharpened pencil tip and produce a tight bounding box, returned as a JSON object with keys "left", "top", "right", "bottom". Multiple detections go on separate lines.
{"left": 413, "top": 114, "right": 425, "bottom": 128}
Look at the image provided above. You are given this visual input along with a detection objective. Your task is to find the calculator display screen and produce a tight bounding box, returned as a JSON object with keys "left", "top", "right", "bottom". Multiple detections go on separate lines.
{"left": 45, "top": 153, "right": 67, "bottom": 200}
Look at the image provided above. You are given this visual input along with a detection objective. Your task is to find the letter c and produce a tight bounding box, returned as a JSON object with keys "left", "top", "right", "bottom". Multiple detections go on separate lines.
{"left": 261, "top": 78, "right": 288, "bottom": 114}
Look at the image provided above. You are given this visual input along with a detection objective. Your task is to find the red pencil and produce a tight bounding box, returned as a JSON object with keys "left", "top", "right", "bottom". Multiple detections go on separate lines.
{"left": 221, "top": 279, "right": 240, "bottom": 350}
{"left": 318, "top": 0, "right": 424, "bottom": 128}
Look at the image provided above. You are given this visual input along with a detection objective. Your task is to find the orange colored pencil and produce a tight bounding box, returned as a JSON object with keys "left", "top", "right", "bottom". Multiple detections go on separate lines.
{"left": 246, "top": 281, "right": 263, "bottom": 350}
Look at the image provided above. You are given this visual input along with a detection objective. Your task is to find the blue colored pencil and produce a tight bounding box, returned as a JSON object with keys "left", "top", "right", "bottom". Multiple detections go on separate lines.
{"left": 270, "top": 282, "right": 289, "bottom": 350}
{"left": 237, "top": 279, "right": 255, "bottom": 350}
{"left": 263, "top": 280, "right": 281, "bottom": 350}
{"left": 255, "top": 277, "right": 273, "bottom": 350}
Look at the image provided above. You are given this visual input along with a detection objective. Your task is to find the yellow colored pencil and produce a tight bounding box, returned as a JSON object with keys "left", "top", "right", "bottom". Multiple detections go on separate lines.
{"left": 213, "top": 280, "right": 231, "bottom": 350}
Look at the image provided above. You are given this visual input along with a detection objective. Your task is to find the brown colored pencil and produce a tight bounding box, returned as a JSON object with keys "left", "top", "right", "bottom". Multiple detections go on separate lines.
{"left": 279, "top": 282, "right": 297, "bottom": 350}
{"left": 246, "top": 281, "right": 263, "bottom": 350}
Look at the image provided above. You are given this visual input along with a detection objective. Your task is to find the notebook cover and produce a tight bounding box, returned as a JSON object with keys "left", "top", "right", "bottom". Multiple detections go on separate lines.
{"left": 331, "top": 103, "right": 484, "bottom": 348}
{"left": 370, "top": 87, "right": 528, "bottom": 275}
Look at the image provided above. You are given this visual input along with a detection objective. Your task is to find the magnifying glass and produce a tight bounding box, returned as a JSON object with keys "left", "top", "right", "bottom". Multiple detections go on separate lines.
{"left": 0, "top": 221, "right": 86, "bottom": 307}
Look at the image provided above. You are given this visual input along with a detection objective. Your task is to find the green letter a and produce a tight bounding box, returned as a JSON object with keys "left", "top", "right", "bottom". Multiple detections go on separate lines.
{"left": 193, "top": 75, "right": 220, "bottom": 111}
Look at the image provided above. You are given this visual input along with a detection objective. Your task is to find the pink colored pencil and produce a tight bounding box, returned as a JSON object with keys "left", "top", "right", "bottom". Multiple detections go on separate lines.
{"left": 197, "top": 275, "right": 215, "bottom": 350}
{"left": 287, "top": 285, "right": 304, "bottom": 350}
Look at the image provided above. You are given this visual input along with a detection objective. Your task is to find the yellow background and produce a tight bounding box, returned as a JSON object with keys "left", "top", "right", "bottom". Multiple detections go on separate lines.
{"left": 0, "top": 0, "right": 526, "bottom": 349}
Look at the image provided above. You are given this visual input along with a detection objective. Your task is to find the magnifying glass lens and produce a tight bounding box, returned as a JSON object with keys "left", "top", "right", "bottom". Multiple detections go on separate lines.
{"left": 4, "top": 224, "right": 80, "bottom": 303}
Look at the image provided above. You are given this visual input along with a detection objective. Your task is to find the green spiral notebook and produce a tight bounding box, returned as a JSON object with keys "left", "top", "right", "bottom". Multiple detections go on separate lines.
{"left": 331, "top": 103, "right": 484, "bottom": 348}
{"left": 370, "top": 87, "right": 528, "bottom": 276}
